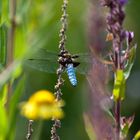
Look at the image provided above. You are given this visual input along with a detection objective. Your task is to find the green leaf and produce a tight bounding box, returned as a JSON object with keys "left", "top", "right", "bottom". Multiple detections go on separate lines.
{"left": 0, "top": 84, "right": 8, "bottom": 107}
{"left": 113, "top": 69, "right": 126, "bottom": 101}
{"left": 0, "top": 86, "right": 8, "bottom": 139}
{"left": 0, "top": 0, "right": 2, "bottom": 22}
{"left": 0, "top": 62, "right": 20, "bottom": 88}
{"left": 124, "top": 44, "right": 137, "bottom": 80}
{"left": 0, "top": 24, "right": 7, "bottom": 71}
{"left": 11, "top": 64, "right": 22, "bottom": 83}
{"left": 83, "top": 114, "right": 97, "bottom": 140}
{"left": 0, "top": 84, "right": 9, "bottom": 139}
{"left": 0, "top": 0, "right": 9, "bottom": 25}
{"left": 16, "top": 0, "right": 31, "bottom": 24}
{"left": 133, "top": 131, "right": 140, "bottom": 140}
{"left": 33, "top": 120, "right": 44, "bottom": 140}
{"left": 5, "top": 77, "right": 25, "bottom": 140}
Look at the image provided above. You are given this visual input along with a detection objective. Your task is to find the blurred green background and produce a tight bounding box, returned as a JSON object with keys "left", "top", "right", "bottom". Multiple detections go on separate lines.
{"left": 122, "top": 0, "right": 140, "bottom": 139}
{"left": 1, "top": 0, "right": 140, "bottom": 139}
{"left": 15, "top": 0, "right": 89, "bottom": 140}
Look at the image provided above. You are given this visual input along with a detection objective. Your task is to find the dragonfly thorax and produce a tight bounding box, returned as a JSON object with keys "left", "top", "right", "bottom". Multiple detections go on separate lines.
{"left": 58, "top": 51, "right": 80, "bottom": 68}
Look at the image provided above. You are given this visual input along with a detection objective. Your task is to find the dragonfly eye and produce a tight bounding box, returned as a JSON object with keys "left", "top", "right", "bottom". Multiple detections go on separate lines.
{"left": 64, "top": 53, "right": 69, "bottom": 57}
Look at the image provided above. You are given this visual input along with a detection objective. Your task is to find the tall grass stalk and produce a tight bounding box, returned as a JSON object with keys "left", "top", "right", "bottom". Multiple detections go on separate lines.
{"left": 5, "top": 0, "right": 17, "bottom": 111}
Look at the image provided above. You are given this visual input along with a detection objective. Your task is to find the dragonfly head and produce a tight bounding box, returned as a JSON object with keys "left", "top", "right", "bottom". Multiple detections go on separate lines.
{"left": 58, "top": 50, "right": 68, "bottom": 56}
{"left": 58, "top": 50, "right": 80, "bottom": 68}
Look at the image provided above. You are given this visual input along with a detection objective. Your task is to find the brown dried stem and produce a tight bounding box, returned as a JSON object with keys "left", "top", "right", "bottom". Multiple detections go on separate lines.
{"left": 51, "top": 0, "right": 68, "bottom": 140}
{"left": 26, "top": 120, "right": 34, "bottom": 140}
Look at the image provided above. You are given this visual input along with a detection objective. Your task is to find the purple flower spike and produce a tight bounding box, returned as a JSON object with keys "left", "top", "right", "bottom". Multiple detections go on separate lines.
{"left": 125, "top": 31, "right": 134, "bottom": 43}
{"left": 118, "top": 0, "right": 128, "bottom": 5}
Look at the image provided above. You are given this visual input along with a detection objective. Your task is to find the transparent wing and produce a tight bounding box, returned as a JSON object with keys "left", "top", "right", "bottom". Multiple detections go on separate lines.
{"left": 24, "top": 49, "right": 90, "bottom": 74}
{"left": 24, "top": 49, "right": 58, "bottom": 73}
{"left": 27, "top": 49, "right": 58, "bottom": 60}
{"left": 75, "top": 53, "right": 91, "bottom": 75}
{"left": 24, "top": 59, "right": 59, "bottom": 73}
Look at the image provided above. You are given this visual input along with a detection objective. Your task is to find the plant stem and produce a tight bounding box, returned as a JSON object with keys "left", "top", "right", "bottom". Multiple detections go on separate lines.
{"left": 26, "top": 120, "right": 34, "bottom": 140}
{"left": 114, "top": 32, "right": 122, "bottom": 140}
{"left": 51, "top": 0, "right": 68, "bottom": 139}
{"left": 101, "top": 0, "right": 127, "bottom": 139}
{"left": 5, "top": 0, "right": 16, "bottom": 110}
{"left": 115, "top": 99, "right": 121, "bottom": 140}
{"left": 7, "top": 0, "right": 16, "bottom": 65}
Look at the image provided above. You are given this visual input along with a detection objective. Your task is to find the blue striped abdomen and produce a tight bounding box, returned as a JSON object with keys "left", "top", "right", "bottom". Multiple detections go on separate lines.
{"left": 66, "top": 64, "right": 77, "bottom": 86}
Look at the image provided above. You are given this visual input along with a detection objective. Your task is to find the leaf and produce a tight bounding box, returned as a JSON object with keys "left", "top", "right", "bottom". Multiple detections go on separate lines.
{"left": 120, "top": 115, "right": 134, "bottom": 139}
{"left": 0, "top": 86, "right": 8, "bottom": 139}
{"left": 16, "top": 0, "right": 31, "bottom": 24}
{"left": 0, "top": 24, "right": 7, "bottom": 71}
{"left": 11, "top": 64, "right": 22, "bottom": 82}
{"left": 113, "top": 69, "right": 126, "bottom": 101}
{"left": 124, "top": 44, "right": 137, "bottom": 80}
{"left": 0, "top": 0, "right": 9, "bottom": 25}
{"left": 0, "top": 84, "right": 8, "bottom": 107}
{"left": 5, "top": 77, "right": 25, "bottom": 140}
{"left": 100, "top": 97, "right": 115, "bottom": 122}
{"left": 83, "top": 114, "right": 97, "bottom": 140}
{"left": 33, "top": 120, "right": 44, "bottom": 140}
{"left": 0, "top": 62, "right": 20, "bottom": 88}
{"left": 133, "top": 131, "right": 140, "bottom": 140}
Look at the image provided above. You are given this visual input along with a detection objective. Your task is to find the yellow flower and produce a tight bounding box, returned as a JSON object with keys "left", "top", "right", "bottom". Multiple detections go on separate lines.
{"left": 21, "top": 102, "right": 38, "bottom": 120}
{"left": 20, "top": 90, "right": 64, "bottom": 120}
{"left": 29, "top": 90, "right": 55, "bottom": 104}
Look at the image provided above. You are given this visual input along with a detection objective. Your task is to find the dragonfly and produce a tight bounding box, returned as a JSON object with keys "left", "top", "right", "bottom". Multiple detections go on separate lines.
{"left": 24, "top": 49, "right": 90, "bottom": 86}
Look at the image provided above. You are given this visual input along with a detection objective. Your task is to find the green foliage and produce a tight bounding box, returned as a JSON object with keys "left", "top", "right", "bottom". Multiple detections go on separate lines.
{"left": 0, "top": 86, "right": 7, "bottom": 140}
{"left": 113, "top": 43, "right": 137, "bottom": 101}
{"left": 0, "top": 77, "right": 25, "bottom": 140}
{"left": 0, "top": 24, "right": 7, "bottom": 70}
{"left": 6, "top": 77, "right": 25, "bottom": 140}
{"left": 0, "top": 0, "right": 88, "bottom": 140}
{"left": 0, "top": 62, "right": 21, "bottom": 88}
{"left": 113, "top": 69, "right": 126, "bottom": 101}
{"left": 0, "top": 0, "right": 9, "bottom": 25}
{"left": 124, "top": 44, "right": 137, "bottom": 80}
{"left": 133, "top": 131, "right": 140, "bottom": 140}
{"left": 0, "top": 0, "right": 138, "bottom": 139}
{"left": 84, "top": 114, "right": 96, "bottom": 140}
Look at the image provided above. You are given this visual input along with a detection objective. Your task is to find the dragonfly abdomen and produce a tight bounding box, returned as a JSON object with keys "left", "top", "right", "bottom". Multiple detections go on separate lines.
{"left": 66, "top": 64, "right": 77, "bottom": 86}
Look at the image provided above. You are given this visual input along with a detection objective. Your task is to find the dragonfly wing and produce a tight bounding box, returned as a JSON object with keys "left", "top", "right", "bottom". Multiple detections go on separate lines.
{"left": 24, "top": 49, "right": 91, "bottom": 74}
{"left": 24, "top": 59, "right": 58, "bottom": 73}
{"left": 75, "top": 53, "right": 91, "bottom": 75}
{"left": 28, "top": 49, "right": 58, "bottom": 60}
{"left": 24, "top": 49, "right": 59, "bottom": 73}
